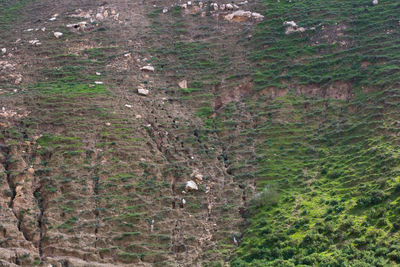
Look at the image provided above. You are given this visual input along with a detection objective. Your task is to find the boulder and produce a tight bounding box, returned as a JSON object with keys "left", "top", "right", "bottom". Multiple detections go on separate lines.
{"left": 138, "top": 88, "right": 149, "bottom": 96}
{"left": 185, "top": 180, "right": 198, "bottom": 191}
{"left": 53, "top": 32, "right": 63, "bottom": 38}
{"left": 178, "top": 80, "right": 187, "bottom": 89}
{"left": 372, "top": 0, "right": 378, "bottom": 5}
{"left": 191, "top": 170, "right": 203, "bottom": 182}
{"left": 224, "top": 10, "right": 252, "bottom": 21}
{"left": 140, "top": 65, "right": 155, "bottom": 72}
{"left": 96, "top": 13, "right": 104, "bottom": 20}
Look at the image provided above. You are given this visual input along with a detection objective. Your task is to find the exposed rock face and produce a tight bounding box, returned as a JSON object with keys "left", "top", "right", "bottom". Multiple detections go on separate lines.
{"left": 224, "top": 10, "right": 264, "bottom": 21}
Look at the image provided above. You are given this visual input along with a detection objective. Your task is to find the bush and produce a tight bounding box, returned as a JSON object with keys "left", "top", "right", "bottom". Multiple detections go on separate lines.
{"left": 250, "top": 186, "right": 280, "bottom": 208}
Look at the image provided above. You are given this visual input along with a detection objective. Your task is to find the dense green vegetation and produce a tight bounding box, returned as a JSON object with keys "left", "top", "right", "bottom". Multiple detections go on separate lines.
{"left": 228, "top": 0, "right": 400, "bottom": 265}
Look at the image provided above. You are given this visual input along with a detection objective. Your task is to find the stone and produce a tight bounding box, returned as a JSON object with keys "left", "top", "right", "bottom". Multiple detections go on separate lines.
{"left": 226, "top": 4, "right": 234, "bottom": 10}
{"left": 224, "top": 10, "right": 252, "bottom": 21}
{"left": 1, "top": 48, "right": 6, "bottom": 54}
{"left": 140, "top": 65, "right": 155, "bottom": 72}
{"left": 163, "top": 8, "right": 168, "bottom": 13}
{"left": 185, "top": 180, "right": 198, "bottom": 191}
{"left": 138, "top": 88, "right": 149, "bottom": 96}
{"left": 125, "top": 104, "right": 132, "bottom": 108}
{"left": 252, "top": 12, "right": 264, "bottom": 20}
{"left": 27, "top": 167, "right": 34, "bottom": 175}
{"left": 191, "top": 170, "right": 203, "bottom": 182}
{"left": 178, "top": 80, "right": 187, "bottom": 89}
{"left": 372, "top": 0, "right": 378, "bottom": 5}
{"left": 67, "top": 21, "right": 87, "bottom": 31}
{"left": 103, "top": 10, "right": 109, "bottom": 18}
{"left": 199, "top": 2, "right": 203, "bottom": 8}
{"left": 29, "top": 40, "right": 41, "bottom": 46}
{"left": 284, "top": 21, "right": 297, "bottom": 27}
{"left": 96, "top": 13, "right": 104, "bottom": 20}
{"left": 94, "top": 81, "right": 103, "bottom": 85}
{"left": 53, "top": 32, "right": 63, "bottom": 38}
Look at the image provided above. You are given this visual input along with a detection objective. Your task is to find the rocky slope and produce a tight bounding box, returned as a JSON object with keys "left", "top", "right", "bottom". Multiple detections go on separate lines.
{"left": 0, "top": 0, "right": 400, "bottom": 266}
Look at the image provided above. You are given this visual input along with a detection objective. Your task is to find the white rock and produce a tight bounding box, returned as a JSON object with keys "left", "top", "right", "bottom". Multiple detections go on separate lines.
{"left": 94, "top": 81, "right": 103, "bottom": 84}
{"left": 372, "top": 0, "right": 378, "bottom": 5}
{"left": 124, "top": 53, "right": 131, "bottom": 57}
{"left": 178, "top": 80, "right": 187, "bottom": 89}
{"left": 96, "top": 13, "right": 104, "bottom": 20}
{"left": 181, "top": 3, "right": 187, "bottom": 8}
{"left": 49, "top": 17, "right": 56, "bottom": 21}
{"left": 125, "top": 104, "right": 132, "bottom": 108}
{"left": 135, "top": 114, "right": 142, "bottom": 119}
{"left": 185, "top": 180, "right": 198, "bottom": 191}
{"left": 199, "top": 2, "right": 203, "bottom": 8}
{"left": 105, "top": 122, "right": 111, "bottom": 126}
{"left": 284, "top": 21, "right": 297, "bottom": 27}
{"left": 41, "top": 27, "right": 46, "bottom": 32}
{"left": 138, "top": 88, "right": 149, "bottom": 96}
{"left": 182, "top": 199, "right": 186, "bottom": 205}
{"left": 163, "top": 8, "right": 168, "bottom": 13}
{"left": 1, "top": 48, "right": 6, "bottom": 54}
{"left": 25, "top": 28, "right": 34, "bottom": 32}
{"left": 140, "top": 65, "right": 155, "bottom": 72}
{"left": 191, "top": 170, "right": 203, "bottom": 182}
{"left": 252, "top": 12, "right": 264, "bottom": 20}
{"left": 225, "top": 10, "right": 252, "bottom": 21}
{"left": 103, "top": 10, "right": 109, "bottom": 18}
{"left": 220, "top": 4, "right": 226, "bottom": 10}
{"left": 96, "top": 72, "right": 101, "bottom": 76}
{"left": 29, "top": 40, "right": 41, "bottom": 46}
{"left": 211, "top": 3, "right": 218, "bottom": 11}
{"left": 53, "top": 32, "right": 63, "bottom": 38}
{"left": 226, "top": 4, "right": 234, "bottom": 10}
{"left": 187, "top": 1, "right": 192, "bottom": 6}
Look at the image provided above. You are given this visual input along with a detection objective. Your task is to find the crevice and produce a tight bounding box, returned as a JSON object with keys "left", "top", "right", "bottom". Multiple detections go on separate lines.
{"left": 0, "top": 144, "right": 29, "bottom": 243}
{"left": 33, "top": 185, "right": 44, "bottom": 258}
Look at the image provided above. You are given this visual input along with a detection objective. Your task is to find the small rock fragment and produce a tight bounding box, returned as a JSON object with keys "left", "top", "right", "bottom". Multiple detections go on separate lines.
{"left": 53, "top": 32, "right": 63, "bottom": 38}
{"left": 94, "top": 81, "right": 103, "bottom": 85}
{"left": 1, "top": 48, "right": 6, "bottom": 54}
{"left": 96, "top": 13, "right": 104, "bottom": 20}
{"left": 125, "top": 104, "right": 132, "bottom": 108}
{"left": 372, "top": 0, "right": 378, "bottom": 5}
{"left": 185, "top": 180, "right": 198, "bottom": 191}
{"left": 140, "top": 65, "right": 155, "bottom": 72}
{"left": 163, "top": 8, "right": 168, "bottom": 13}
{"left": 138, "top": 88, "right": 149, "bottom": 96}
{"left": 29, "top": 40, "right": 41, "bottom": 46}
{"left": 178, "top": 80, "right": 187, "bottom": 89}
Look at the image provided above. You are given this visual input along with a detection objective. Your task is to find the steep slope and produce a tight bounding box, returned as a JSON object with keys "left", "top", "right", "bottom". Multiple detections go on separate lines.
{"left": 0, "top": 0, "right": 399, "bottom": 266}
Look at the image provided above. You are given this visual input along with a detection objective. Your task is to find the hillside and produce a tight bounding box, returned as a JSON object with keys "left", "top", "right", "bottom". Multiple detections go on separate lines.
{"left": 0, "top": 0, "right": 399, "bottom": 266}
